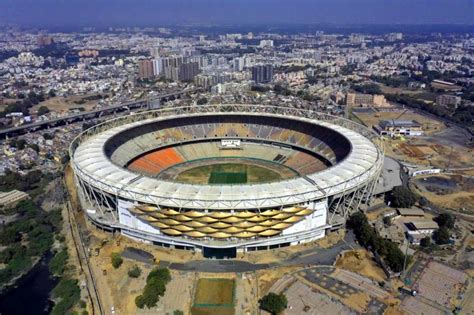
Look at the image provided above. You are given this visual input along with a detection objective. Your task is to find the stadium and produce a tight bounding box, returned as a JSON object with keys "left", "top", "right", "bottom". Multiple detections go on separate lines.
{"left": 70, "top": 104, "right": 384, "bottom": 258}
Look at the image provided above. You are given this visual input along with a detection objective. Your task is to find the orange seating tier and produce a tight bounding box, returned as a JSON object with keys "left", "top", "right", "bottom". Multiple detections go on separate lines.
{"left": 128, "top": 147, "right": 184, "bottom": 174}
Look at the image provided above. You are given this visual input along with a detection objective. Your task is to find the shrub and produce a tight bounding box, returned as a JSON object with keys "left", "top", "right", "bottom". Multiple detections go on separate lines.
{"left": 111, "top": 252, "right": 123, "bottom": 269}
{"left": 128, "top": 265, "right": 142, "bottom": 278}
{"left": 51, "top": 278, "right": 81, "bottom": 315}
{"left": 135, "top": 295, "right": 145, "bottom": 309}
{"left": 37, "top": 106, "right": 50, "bottom": 116}
{"left": 49, "top": 249, "right": 69, "bottom": 276}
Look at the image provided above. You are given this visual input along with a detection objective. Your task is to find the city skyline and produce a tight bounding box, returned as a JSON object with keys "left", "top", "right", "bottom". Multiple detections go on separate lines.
{"left": 0, "top": 0, "right": 473, "bottom": 27}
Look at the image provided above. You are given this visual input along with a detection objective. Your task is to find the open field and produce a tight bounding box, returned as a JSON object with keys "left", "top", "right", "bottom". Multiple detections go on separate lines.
{"left": 353, "top": 110, "right": 445, "bottom": 136}
{"left": 412, "top": 175, "right": 474, "bottom": 213}
{"left": 176, "top": 162, "right": 283, "bottom": 184}
{"left": 191, "top": 278, "right": 235, "bottom": 315}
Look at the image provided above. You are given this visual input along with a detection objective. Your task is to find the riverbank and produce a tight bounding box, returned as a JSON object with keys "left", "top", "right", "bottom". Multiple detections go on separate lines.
{"left": 0, "top": 252, "right": 59, "bottom": 315}
{"left": 0, "top": 256, "right": 40, "bottom": 294}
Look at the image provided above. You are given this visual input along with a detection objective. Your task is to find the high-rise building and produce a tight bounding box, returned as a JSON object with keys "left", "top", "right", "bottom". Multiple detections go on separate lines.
{"left": 152, "top": 59, "right": 163, "bottom": 76}
{"left": 259, "top": 40, "right": 274, "bottom": 48}
{"left": 251, "top": 65, "right": 273, "bottom": 84}
{"left": 233, "top": 58, "right": 244, "bottom": 71}
{"left": 138, "top": 59, "right": 154, "bottom": 79}
{"left": 179, "top": 62, "right": 200, "bottom": 82}
{"left": 37, "top": 35, "right": 54, "bottom": 47}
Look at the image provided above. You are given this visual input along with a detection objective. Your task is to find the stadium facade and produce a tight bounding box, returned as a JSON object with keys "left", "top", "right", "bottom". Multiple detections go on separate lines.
{"left": 70, "top": 104, "right": 384, "bottom": 258}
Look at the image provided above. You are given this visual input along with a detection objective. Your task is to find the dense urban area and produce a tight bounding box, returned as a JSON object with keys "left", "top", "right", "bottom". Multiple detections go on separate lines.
{"left": 0, "top": 24, "right": 473, "bottom": 315}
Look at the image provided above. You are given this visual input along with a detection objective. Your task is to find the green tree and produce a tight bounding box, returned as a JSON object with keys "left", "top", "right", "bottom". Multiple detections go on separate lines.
{"left": 434, "top": 213, "right": 455, "bottom": 229}
{"left": 420, "top": 236, "right": 431, "bottom": 247}
{"left": 173, "top": 311, "right": 184, "bottom": 315}
{"left": 390, "top": 186, "right": 418, "bottom": 208}
{"left": 433, "top": 227, "right": 451, "bottom": 245}
{"left": 259, "top": 292, "right": 288, "bottom": 315}
{"left": 111, "top": 252, "right": 123, "bottom": 269}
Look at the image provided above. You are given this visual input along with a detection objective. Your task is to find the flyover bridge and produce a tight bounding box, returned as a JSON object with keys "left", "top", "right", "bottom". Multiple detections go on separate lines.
{"left": 0, "top": 88, "right": 199, "bottom": 138}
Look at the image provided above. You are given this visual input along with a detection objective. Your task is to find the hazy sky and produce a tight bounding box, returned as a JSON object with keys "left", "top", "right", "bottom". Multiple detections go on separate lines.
{"left": 0, "top": 0, "right": 472, "bottom": 27}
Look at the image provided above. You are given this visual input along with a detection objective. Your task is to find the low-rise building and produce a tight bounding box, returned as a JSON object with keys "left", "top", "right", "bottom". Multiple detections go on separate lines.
{"left": 346, "top": 92, "right": 388, "bottom": 107}
{"left": 374, "top": 119, "right": 423, "bottom": 137}
{"left": 405, "top": 220, "right": 439, "bottom": 244}
{"left": 0, "top": 190, "right": 30, "bottom": 209}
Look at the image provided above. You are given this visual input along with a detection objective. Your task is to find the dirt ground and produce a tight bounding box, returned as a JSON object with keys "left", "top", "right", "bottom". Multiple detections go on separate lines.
{"left": 383, "top": 137, "right": 474, "bottom": 169}
{"left": 257, "top": 267, "right": 301, "bottom": 295}
{"left": 366, "top": 207, "right": 392, "bottom": 221}
{"left": 354, "top": 110, "right": 445, "bottom": 136}
{"left": 335, "top": 249, "right": 387, "bottom": 283}
{"left": 31, "top": 95, "right": 101, "bottom": 114}
{"left": 411, "top": 174, "right": 474, "bottom": 213}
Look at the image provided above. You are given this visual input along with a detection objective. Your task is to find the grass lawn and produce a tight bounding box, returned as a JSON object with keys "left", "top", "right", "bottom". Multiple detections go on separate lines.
{"left": 191, "top": 278, "right": 235, "bottom": 315}
{"left": 176, "top": 162, "right": 282, "bottom": 184}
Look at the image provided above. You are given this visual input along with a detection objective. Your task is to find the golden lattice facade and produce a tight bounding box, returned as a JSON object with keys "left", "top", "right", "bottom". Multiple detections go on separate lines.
{"left": 129, "top": 205, "right": 313, "bottom": 239}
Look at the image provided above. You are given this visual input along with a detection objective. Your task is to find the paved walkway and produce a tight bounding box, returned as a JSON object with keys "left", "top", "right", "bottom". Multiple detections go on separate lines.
{"left": 158, "top": 231, "right": 359, "bottom": 273}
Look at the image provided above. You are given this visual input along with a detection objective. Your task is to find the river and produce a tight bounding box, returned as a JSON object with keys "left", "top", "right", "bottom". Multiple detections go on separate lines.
{"left": 0, "top": 252, "right": 59, "bottom": 315}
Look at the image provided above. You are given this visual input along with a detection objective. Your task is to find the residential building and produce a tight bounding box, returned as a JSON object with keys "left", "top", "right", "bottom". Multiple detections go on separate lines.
{"left": 138, "top": 59, "right": 154, "bottom": 79}
{"left": 436, "top": 94, "right": 462, "bottom": 109}
{"left": 251, "top": 65, "right": 273, "bottom": 84}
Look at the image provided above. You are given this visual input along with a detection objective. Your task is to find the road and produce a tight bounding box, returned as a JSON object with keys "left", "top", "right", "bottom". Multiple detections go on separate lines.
{"left": 62, "top": 175, "right": 104, "bottom": 315}
{"left": 160, "top": 231, "right": 359, "bottom": 273}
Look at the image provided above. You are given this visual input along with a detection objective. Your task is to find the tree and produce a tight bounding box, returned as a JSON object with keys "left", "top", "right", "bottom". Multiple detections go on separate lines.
{"left": 37, "top": 106, "right": 50, "bottom": 116}
{"left": 135, "top": 267, "right": 171, "bottom": 309}
{"left": 420, "top": 236, "right": 431, "bottom": 247}
{"left": 111, "top": 252, "right": 123, "bottom": 269}
{"left": 259, "top": 293, "right": 288, "bottom": 315}
{"left": 28, "top": 143, "right": 40, "bottom": 153}
{"left": 15, "top": 139, "right": 27, "bottom": 150}
{"left": 43, "top": 132, "right": 54, "bottom": 140}
{"left": 434, "top": 213, "right": 455, "bottom": 229}
{"left": 128, "top": 265, "right": 142, "bottom": 278}
{"left": 390, "top": 186, "right": 418, "bottom": 208}
{"left": 173, "top": 311, "right": 184, "bottom": 315}
{"left": 433, "top": 227, "right": 451, "bottom": 245}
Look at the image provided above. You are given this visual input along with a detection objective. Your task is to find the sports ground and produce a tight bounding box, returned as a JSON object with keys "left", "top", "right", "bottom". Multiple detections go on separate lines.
{"left": 174, "top": 161, "right": 293, "bottom": 184}
{"left": 191, "top": 278, "right": 235, "bottom": 315}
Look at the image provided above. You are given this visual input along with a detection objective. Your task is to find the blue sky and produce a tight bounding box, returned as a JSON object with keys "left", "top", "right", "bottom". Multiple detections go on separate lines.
{"left": 0, "top": 0, "right": 472, "bottom": 27}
